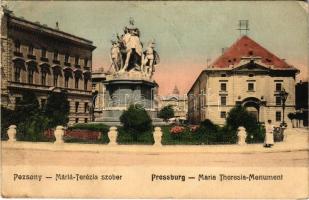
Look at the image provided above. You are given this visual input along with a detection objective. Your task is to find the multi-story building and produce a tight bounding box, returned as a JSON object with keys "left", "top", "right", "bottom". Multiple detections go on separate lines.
{"left": 1, "top": 7, "right": 96, "bottom": 124}
{"left": 188, "top": 35, "right": 299, "bottom": 127}
{"left": 159, "top": 86, "right": 188, "bottom": 121}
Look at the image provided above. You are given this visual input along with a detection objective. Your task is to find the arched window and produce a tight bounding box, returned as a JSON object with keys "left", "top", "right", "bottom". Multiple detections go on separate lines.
{"left": 39, "top": 63, "right": 50, "bottom": 86}
{"left": 52, "top": 66, "right": 62, "bottom": 87}
{"left": 26, "top": 60, "right": 38, "bottom": 84}
{"left": 65, "top": 74, "right": 70, "bottom": 88}
{"left": 28, "top": 69, "right": 34, "bottom": 84}
{"left": 12, "top": 58, "right": 25, "bottom": 82}
{"left": 75, "top": 76, "right": 79, "bottom": 89}
{"left": 83, "top": 71, "right": 91, "bottom": 91}
{"left": 74, "top": 71, "right": 82, "bottom": 89}
{"left": 64, "top": 70, "right": 73, "bottom": 88}
{"left": 14, "top": 67, "right": 21, "bottom": 82}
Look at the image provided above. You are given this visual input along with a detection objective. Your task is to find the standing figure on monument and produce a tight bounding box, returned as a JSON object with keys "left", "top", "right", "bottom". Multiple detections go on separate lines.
{"left": 110, "top": 41, "right": 122, "bottom": 72}
{"left": 142, "top": 40, "right": 155, "bottom": 77}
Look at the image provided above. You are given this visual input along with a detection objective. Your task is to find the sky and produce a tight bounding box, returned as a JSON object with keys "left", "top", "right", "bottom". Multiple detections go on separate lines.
{"left": 6, "top": 1, "right": 308, "bottom": 95}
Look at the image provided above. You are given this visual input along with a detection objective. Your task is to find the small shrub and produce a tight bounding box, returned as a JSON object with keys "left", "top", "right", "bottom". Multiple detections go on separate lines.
{"left": 120, "top": 104, "right": 152, "bottom": 141}
{"left": 158, "top": 105, "right": 175, "bottom": 122}
{"left": 17, "top": 114, "right": 50, "bottom": 142}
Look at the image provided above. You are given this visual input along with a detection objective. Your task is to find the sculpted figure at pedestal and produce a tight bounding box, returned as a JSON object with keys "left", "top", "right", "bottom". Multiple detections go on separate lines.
{"left": 108, "top": 18, "right": 159, "bottom": 79}
{"left": 110, "top": 41, "right": 122, "bottom": 72}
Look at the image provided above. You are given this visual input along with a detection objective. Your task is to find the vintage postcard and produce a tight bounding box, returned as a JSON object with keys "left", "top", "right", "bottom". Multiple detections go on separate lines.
{"left": 1, "top": 1, "right": 308, "bottom": 198}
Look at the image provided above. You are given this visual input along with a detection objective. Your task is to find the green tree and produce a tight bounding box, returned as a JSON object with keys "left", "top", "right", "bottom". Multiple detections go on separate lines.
{"left": 120, "top": 104, "right": 152, "bottom": 141}
{"left": 15, "top": 91, "right": 40, "bottom": 122}
{"left": 44, "top": 91, "right": 70, "bottom": 128}
{"left": 225, "top": 104, "right": 264, "bottom": 143}
{"left": 287, "top": 113, "right": 296, "bottom": 128}
{"left": 158, "top": 105, "right": 175, "bottom": 122}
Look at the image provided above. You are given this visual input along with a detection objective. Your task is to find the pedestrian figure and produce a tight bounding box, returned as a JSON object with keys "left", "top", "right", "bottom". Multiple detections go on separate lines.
{"left": 264, "top": 120, "right": 274, "bottom": 148}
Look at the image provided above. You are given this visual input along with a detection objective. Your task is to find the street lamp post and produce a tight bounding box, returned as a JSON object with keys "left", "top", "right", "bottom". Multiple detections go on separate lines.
{"left": 279, "top": 88, "right": 289, "bottom": 128}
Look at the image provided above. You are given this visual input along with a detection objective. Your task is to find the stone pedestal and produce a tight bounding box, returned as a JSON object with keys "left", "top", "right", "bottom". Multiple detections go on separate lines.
{"left": 153, "top": 127, "right": 162, "bottom": 146}
{"left": 108, "top": 126, "right": 118, "bottom": 145}
{"left": 237, "top": 126, "right": 247, "bottom": 145}
{"left": 7, "top": 125, "right": 17, "bottom": 142}
{"left": 54, "top": 126, "right": 64, "bottom": 144}
{"left": 95, "top": 78, "right": 162, "bottom": 125}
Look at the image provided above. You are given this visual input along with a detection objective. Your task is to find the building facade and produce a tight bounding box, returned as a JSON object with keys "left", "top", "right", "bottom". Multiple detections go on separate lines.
{"left": 1, "top": 7, "right": 96, "bottom": 124}
{"left": 159, "top": 86, "right": 188, "bottom": 121}
{"left": 188, "top": 36, "right": 299, "bottom": 127}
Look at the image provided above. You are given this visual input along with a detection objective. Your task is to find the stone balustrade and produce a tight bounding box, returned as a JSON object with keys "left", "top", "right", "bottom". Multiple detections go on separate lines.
{"left": 4, "top": 125, "right": 163, "bottom": 146}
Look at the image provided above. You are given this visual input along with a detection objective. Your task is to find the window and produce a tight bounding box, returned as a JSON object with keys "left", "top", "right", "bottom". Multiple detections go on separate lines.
{"left": 41, "top": 70, "right": 47, "bottom": 86}
{"left": 65, "top": 76, "right": 69, "bottom": 88}
{"left": 249, "top": 73, "right": 254, "bottom": 77}
{"left": 14, "top": 67, "right": 21, "bottom": 82}
{"left": 28, "top": 45, "right": 34, "bottom": 55}
{"left": 276, "top": 83, "right": 282, "bottom": 91}
{"left": 75, "top": 102, "right": 79, "bottom": 113}
{"left": 53, "top": 50, "right": 58, "bottom": 60}
{"left": 248, "top": 83, "right": 254, "bottom": 91}
{"left": 75, "top": 77, "right": 79, "bottom": 89}
{"left": 84, "top": 118, "right": 88, "bottom": 123}
{"left": 276, "top": 96, "right": 281, "bottom": 106}
{"left": 15, "top": 41, "right": 20, "bottom": 52}
{"left": 220, "top": 111, "right": 226, "bottom": 118}
{"left": 53, "top": 74, "right": 58, "bottom": 87}
{"left": 65, "top": 54, "right": 69, "bottom": 63}
{"left": 276, "top": 111, "right": 281, "bottom": 122}
{"left": 220, "top": 96, "right": 227, "bottom": 106}
{"left": 84, "top": 58, "right": 88, "bottom": 67}
{"left": 84, "top": 102, "right": 88, "bottom": 113}
{"left": 75, "top": 56, "right": 79, "bottom": 65}
{"left": 75, "top": 118, "right": 79, "bottom": 123}
{"left": 221, "top": 74, "right": 226, "bottom": 77}
{"left": 84, "top": 79, "right": 88, "bottom": 90}
{"left": 220, "top": 83, "right": 226, "bottom": 91}
{"left": 41, "top": 48, "right": 47, "bottom": 58}
{"left": 41, "top": 99, "right": 46, "bottom": 109}
{"left": 28, "top": 69, "right": 34, "bottom": 84}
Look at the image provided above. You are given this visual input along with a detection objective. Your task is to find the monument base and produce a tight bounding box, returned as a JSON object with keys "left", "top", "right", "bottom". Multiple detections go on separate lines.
{"left": 94, "top": 77, "right": 165, "bottom": 126}
{"left": 94, "top": 109, "right": 165, "bottom": 126}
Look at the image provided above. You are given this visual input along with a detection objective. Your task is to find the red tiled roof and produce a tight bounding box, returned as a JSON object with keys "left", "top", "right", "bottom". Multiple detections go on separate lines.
{"left": 211, "top": 35, "right": 293, "bottom": 69}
